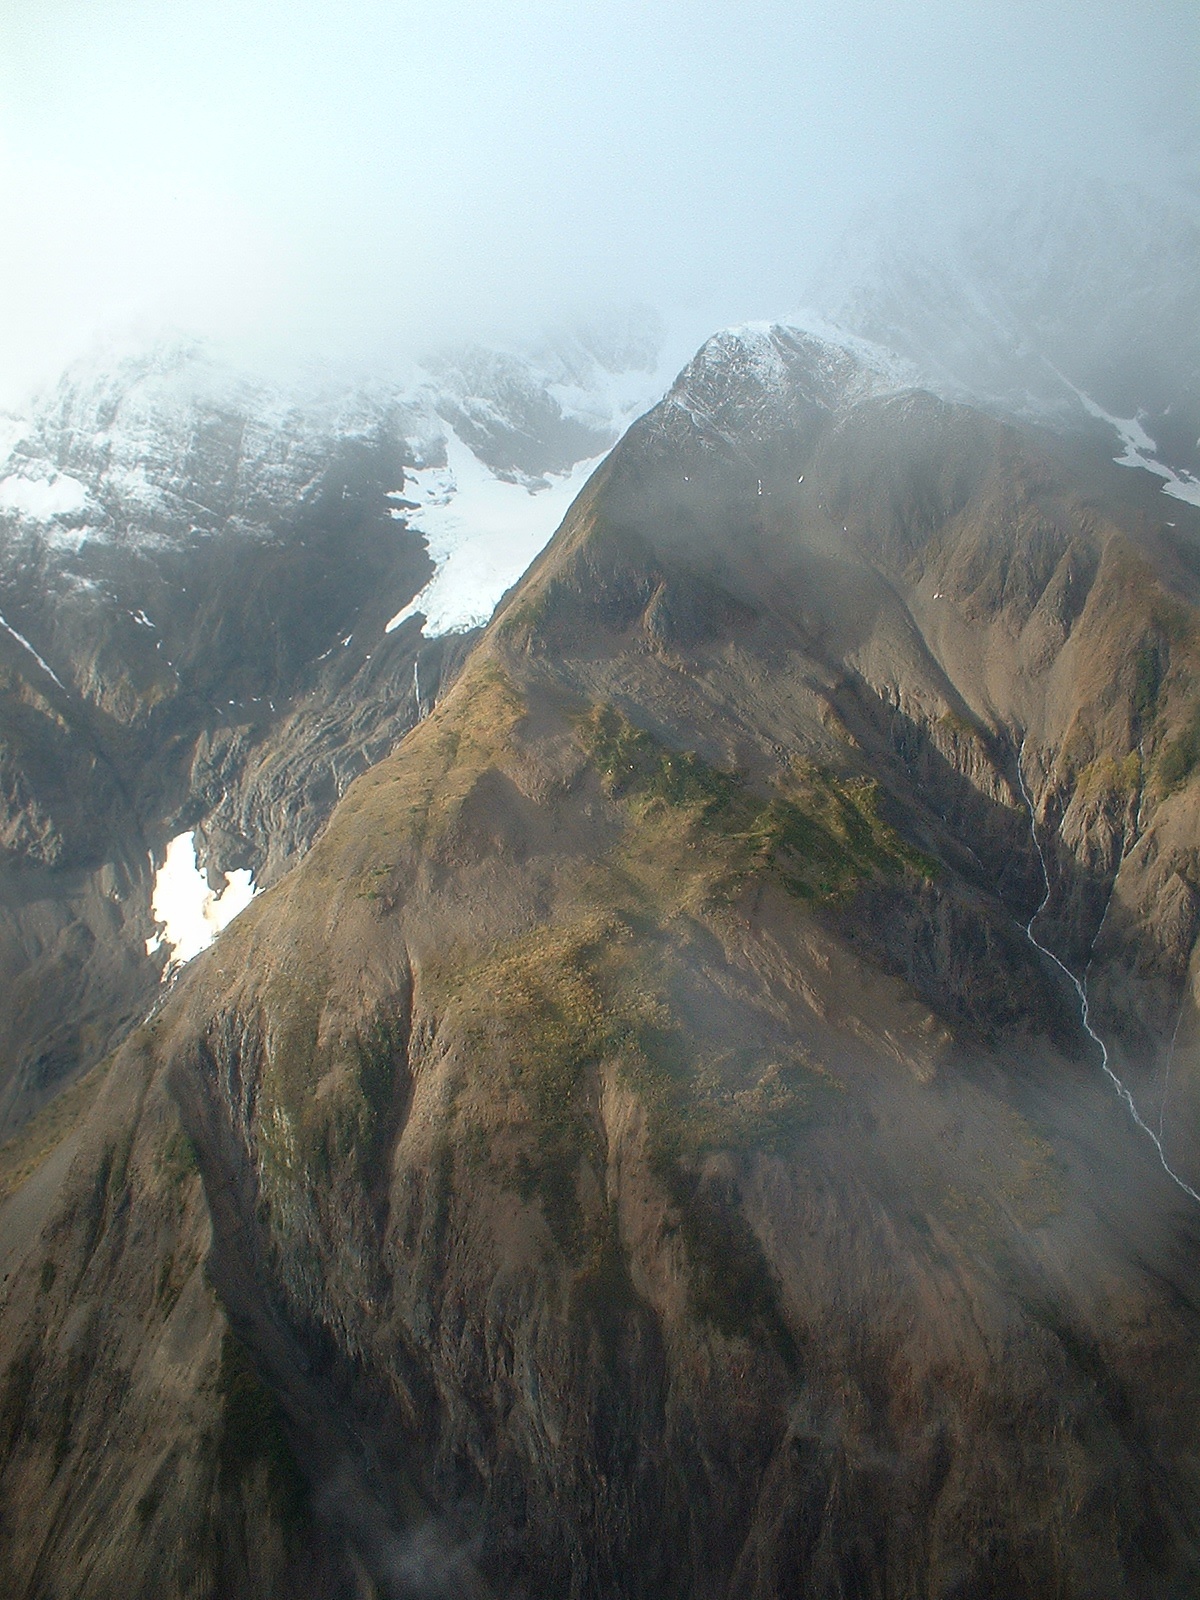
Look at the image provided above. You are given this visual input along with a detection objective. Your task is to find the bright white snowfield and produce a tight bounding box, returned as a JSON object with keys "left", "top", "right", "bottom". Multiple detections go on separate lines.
{"left": 384, "top": 341, "right": 677, "bottom": 638}
{"left": 1072, "top": 389, "right": 1200, "bottom": 510}
{"left": 0, "top": 472, "right": 88, "bottom": 520}
{"left": 146, "top": 831, "right": 257, "bottom": 976}
{"left": 385, "top": 430, "right": 607, "bottom": 636}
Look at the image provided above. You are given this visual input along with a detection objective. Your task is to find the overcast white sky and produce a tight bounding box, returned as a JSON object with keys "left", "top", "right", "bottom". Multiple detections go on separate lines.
{"left": 0, "top": 0, "right": 1196, "bottom": 402}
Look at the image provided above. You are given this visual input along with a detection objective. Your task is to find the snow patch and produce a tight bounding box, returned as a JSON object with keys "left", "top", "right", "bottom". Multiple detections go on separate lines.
{"left": 1071, "top": 386, "right": 1200, "bottom": 509}
{"left": 385, "top": 428, "right": 604, "bottom": 637}
{"left": 0, "top": 609, "right": 67, "bottom": 690}
{"left": 146, "top": 831, "right": 257, "bottom": 975}
{"left": 380, "top": 336, "right": 674, "bottom": 640}
{"left": 0, "top": 472, "right": 88, "bottom": 520}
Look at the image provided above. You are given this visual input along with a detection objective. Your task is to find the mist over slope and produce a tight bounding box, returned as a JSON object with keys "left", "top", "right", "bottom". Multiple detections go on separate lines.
{"left": 0, "top": 308, "right": 1199, "bottom": 1596}
{"left": 810, "top": 170, "right": 1200, "bottom": 491}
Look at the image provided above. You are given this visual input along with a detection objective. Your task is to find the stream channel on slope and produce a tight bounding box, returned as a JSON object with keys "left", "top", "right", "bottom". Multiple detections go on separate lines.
{"left": 1016, "top": 743, "right": 1200, "bottom": 1206}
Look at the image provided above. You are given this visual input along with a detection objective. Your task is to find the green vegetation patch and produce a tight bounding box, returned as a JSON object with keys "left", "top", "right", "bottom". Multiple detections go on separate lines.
{"left": 157, "top": 1122, "right": 199, "bottom": 1188}
{"left": 579, "top": 703, "right": 745, "bottom": 816}
{"left": 349, "top": 1010, "right": 408, "bottom": 1183}
{"left": 251, "top": 981, "right": 323, "bottom": 1167}
{"left": 449, "top": 918, "right": 615, "bottom": 1259}
{"left": 938, "top": 707, "right": 989, "bottom": 742}
{"left": 303, "top": 1009, "right": 410, "bottom": 1194}
{"left": 1074, "top": 750, "right": 1142, "bottom": 803}
{"left": 256, "top": 994, "right": 409, "bottom": 1213}
{"left": 1132, "top": 643, "right": 1163, "bottom": 728}
{"left": 1156, "top": 701, "right": 1200, "bottom": 793}
{"left": 576, "top": 701, "right": 934, "bottom": 903}
{"left": 440, "top": 911, "right": 833, "bottom": 1358}
{"left": 216, "top": 1330, "right": 307, "bottom": 1529}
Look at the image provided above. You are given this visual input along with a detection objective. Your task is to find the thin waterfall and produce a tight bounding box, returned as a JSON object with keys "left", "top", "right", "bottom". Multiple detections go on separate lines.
{"left": 1016, "top": 741, "right": 1200, "bottom": 1206}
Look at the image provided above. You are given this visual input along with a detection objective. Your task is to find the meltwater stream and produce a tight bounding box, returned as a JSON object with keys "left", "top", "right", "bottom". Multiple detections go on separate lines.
{"left": 1016, "top": 745, "right": 1200, "bottom": 1206}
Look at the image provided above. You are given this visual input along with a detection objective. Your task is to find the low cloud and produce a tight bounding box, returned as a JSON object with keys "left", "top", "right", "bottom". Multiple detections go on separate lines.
{"left": 0, "top": 0, "right": 1195, "bottom": 402}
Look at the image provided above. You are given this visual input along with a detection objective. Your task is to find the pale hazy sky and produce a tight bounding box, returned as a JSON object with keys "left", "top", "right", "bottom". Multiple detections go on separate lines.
{"left": 0, "top": 0, "right": 1196, "bottom": 400}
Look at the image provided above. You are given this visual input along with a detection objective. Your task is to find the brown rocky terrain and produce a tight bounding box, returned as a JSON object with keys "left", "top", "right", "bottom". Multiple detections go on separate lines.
{"left": 0, "top": 316, "right": 661, "bottom": 1134}
{"left": 1, "top": 326, "right": 1199, "bottom": 1597}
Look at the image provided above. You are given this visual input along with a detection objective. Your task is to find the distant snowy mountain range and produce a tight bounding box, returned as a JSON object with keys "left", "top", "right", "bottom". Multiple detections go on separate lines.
{"left": 4, "top": 169, "right": 1197, "bottom": 666}
{"left": 0, "top": 307, "right": 675, "bottom": 641}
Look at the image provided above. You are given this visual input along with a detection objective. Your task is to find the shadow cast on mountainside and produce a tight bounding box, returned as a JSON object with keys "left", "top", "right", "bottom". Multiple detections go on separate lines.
{"left": 821, "top": 670, "right": 1170, "bottom": 1058}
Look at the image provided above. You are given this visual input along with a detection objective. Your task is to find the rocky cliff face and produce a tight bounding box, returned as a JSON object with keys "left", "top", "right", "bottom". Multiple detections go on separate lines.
{"left": 0, "top": 321, "right": 667, "bottom": 1133}
{"left": 1, "top": 326, "right": 1199, "bottom": 1598}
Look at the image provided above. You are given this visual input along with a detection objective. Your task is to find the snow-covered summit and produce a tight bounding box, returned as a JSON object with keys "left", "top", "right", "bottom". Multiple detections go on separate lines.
{"left": 659, "top": 320, "right": 915, "bottom": 466}
{"left": 676, "top": 320, "right": 913, "bottom": 402}
{"left": 0, "top": 311, "right": 677, "bottom": 636}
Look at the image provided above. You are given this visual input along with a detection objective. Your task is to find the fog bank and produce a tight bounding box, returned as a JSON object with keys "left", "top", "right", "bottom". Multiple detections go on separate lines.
{"left": 1, "top": 0, "right": 1196, "bottom": 403}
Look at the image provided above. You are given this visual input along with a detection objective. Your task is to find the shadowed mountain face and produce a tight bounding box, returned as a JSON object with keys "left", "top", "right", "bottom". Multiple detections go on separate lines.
{"left": 1, "top": 325, "right": 1199, "bottom": 1598}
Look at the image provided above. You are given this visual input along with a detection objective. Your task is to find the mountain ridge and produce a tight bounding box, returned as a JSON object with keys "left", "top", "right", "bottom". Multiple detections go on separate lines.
{"left": 807, "top": 169, "right": 1200, "bottom": 495}
{"left": 2, "top": 322, "right": 1199, "bottom": 1596}
{"left": 0, "top": 316, "right": 671, "bottom": 1133}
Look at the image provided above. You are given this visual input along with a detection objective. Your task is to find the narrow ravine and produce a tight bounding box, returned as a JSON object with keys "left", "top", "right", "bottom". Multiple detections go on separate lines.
{"left": 1016, "top": 744, "right": 1200, "bottom": 1206}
